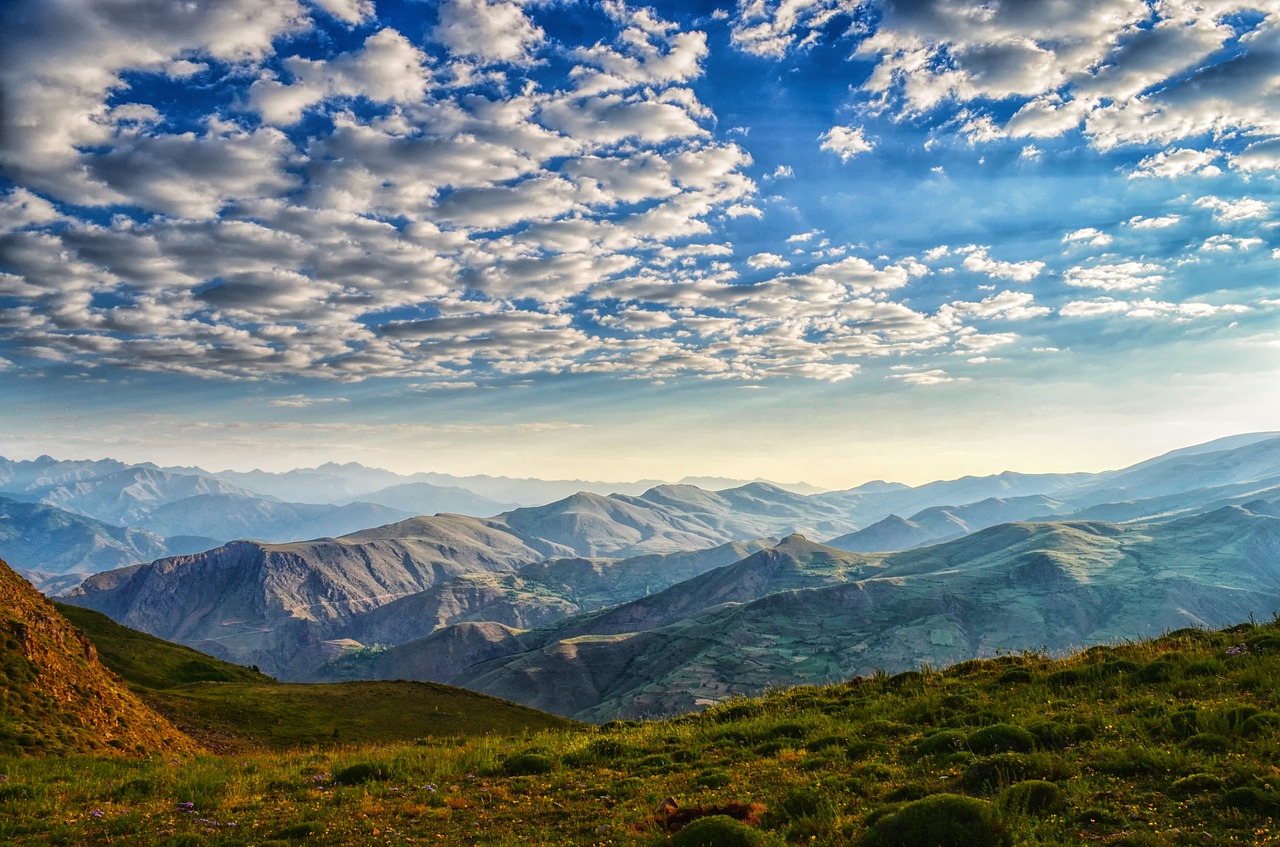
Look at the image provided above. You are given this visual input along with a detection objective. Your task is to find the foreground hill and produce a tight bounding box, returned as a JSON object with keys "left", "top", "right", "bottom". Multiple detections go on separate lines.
{"left": 53, "top": 602, "right": 572, "bottom": 754}
{"left": 4, "top": 616, "right": 1280, "bottom": 845}
{"left": 0, "top": 559, "right": 196, "bottom": 757}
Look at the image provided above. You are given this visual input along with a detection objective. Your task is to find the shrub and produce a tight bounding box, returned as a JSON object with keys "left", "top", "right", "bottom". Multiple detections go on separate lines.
{"left": 915, "top": 730, "right": 968, "bottom": 758}
{"left": 857, "top": 794, "right": 1010, "bottom": 847}
{"left": 967, "top": 724, "right": 1036, "bottom": 755}
{"left": 333, "top": 763, "right": 388, "bottom": 786}
{"left": 1002, "top": 780, "right": 1062, "bottom": 815}
{"left": 1171, "top": 773, "right": 1224, "bottom": 795}
{"left": 670, "top": 815, "right": 768, "bottom": 847}
{"left": 883, "top": 783, "right": 929, "bottom": 802}
{"left": 696, "top": 770, "right": 732, "bottom": 789}
{"left": 1026, "top": 720, "right": 1094, "bottom": 748}
{"left": 773, "top": 786, "right": 834, "bottom": 822}
{"left": 501, "top": 753, "right": 554, "bottom": 776}
{"left": 1220, "top": 705, "right": 1261, "bottom": 732}
{"left": 1221, "top": 786, "right": 1279, "bottom": 814}
{"left": 1183, "top": 733, "right": 1230, "bottom": 753}
{"left": 961, "top": 754, "right": 1051, "bottom": 792}
{"left": 1240, "top": 712, "right": 1280, "bottom": 737}
{"left": 996, "top": 668, "right": 1033, "bottom": 684}
{"left": 1139, "top": 659, "right": 1180, "bottom": 683}
{"left": 764, "top": 722, "right": 809, "bottom": 740}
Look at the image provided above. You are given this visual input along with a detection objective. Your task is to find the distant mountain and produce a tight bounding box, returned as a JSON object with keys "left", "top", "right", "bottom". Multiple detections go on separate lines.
{"left": 136, "top": 493, "right": 414, "bottom": 542}
{"left": 20, "top": 466, "right": 261, "bottom": 526}
{"left": 336, "top": 539, "right": 775, "bottom": 650}
{"left": 0, "top": 496, "right": 214, "bottom": 591}
{"left": 499, "top": 483, "right": 855, "bottom": 558}
{"left": 349, "top": 481, "right": 515, "bottom": 516}
{"left": 827, "top": 494, "right": 1070, "bottom": 552}
{"left": 430, "top": 504, "right": 1280, "bottom": 720}
{"left": 817, "top": 471, "right": 1090, "bottom": 527}
{"left": 64, "top": 515, "right": 558, "bottom": 678}
{"left": 0, "top": 558, "right": 196, "bottom": 756}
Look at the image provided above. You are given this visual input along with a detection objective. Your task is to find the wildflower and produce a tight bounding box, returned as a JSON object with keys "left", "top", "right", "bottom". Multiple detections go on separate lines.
{"left": 177, "top": 802, "right": 196, "bottom": 812}
{"left": 424, "top": 784, "right": 437, "bottom": 793}
{"left": 89, "top": 810, "right": 104, "bottom": 819}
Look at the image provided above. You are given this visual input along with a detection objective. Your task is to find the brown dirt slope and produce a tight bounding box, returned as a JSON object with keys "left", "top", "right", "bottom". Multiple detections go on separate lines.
{"left": 0, "top": 557, "right": 198, "bottom": 756}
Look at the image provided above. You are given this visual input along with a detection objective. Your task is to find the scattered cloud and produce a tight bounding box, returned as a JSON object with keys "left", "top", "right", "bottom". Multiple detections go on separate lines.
{"left": 1128, "top": 215, "right": 1182, "bottom": 230}
{"left": 1129, "top": 148, "right": 1223, "bottom": 179}
{"left": 1063, "top": 262, "right": 1166, "bottom": 292}
{"left": 957, "top": 246, "right": 1045, "bottom": 283}
{"left": 819, "top": 125, "right": 874, "bottom": 161}
{"left": 1062, "top": 227, "right": 1113, "bottom": 248}
{"left": 1194, "top": 195, "right": 1272, "bottom": 223}
{"left": 747, "top": 252, "right": 789, "bottom": 269}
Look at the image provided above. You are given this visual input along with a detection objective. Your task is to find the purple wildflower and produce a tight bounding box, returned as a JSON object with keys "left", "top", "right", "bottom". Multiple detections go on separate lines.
{"left": 89, "top": 810, "right": 104, "bottom": 819}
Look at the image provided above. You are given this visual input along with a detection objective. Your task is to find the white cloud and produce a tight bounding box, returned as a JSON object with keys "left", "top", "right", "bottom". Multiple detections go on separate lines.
{"left": 1062, "top": 227, "right": 1113, "bottom": 247}
{"left": 889, "top": 369, "right": 968, "bottom": 386}
{"left": 819, "top": 125, "right": 874, "bottom": 161}
{"left": 249, "top": 28, "right": 432, "bottom": 125}
{"left": 1129, "top": 147, "right": 1223, "bottom": 179}
{"left": 958, "top": 245, "right": 1045, "bottom": 282}
{"left": 1128, "top": 215, "right": 1182, "bottom": 230}
{"left": 432, "top": 0, "right": 544, "bottom": 65}
{"left": 1194, "top": 195, "right": 1272, "bottom": 223}
{"left": 787, "top": 230, "right": 820, "bottom": 243}
{"left": 1061, "top": 297, "right": 1250, "bottom": 320}
{"left": 747, "top": 252, "right": 789, "bottom": 269}
{"left": 946, "top": 290, "right": 1051, "bottom": 321}
{"left": 309, "top": 0, "right": 374, "bottom": 25}
{"left": 767, "top": 164, "right": 795, "bottom": 179}
{"left": 1200, "top": 234, "right": 1264, "bottom": 252}
{"left": 1063, "top": 261, "right": 1165, "bottom": 292}
{"left": 729, "top": 0, "right": 860, "bottom": 59}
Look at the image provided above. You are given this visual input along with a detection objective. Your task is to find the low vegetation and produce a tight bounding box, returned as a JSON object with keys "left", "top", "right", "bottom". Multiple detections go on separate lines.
{"left": 5, "top": 616, "right": 1280, "bottom": 845}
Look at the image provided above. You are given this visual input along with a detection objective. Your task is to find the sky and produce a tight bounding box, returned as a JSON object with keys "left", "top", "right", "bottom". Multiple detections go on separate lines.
{"left": 1, "top": 0, "right": 1278, "bottom": 488}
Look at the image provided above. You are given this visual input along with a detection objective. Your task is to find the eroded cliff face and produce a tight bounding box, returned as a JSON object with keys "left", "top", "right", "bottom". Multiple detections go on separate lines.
{"left": 0, "top": 558, "right": 198, "bottom": 756}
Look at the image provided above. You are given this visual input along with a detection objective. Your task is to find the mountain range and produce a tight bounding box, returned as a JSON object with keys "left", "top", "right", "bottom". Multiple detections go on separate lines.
{"left": 50, "top": 432, "right": 1280, "bottom": 721}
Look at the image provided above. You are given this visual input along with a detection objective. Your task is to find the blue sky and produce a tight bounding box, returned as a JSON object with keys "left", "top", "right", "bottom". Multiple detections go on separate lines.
{"left": 1, "top": 0, "right": 1278, "bottom": 487}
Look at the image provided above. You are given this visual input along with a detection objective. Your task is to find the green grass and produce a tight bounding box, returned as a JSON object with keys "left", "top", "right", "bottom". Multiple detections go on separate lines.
{"left": 52, "top": 602, "right": 574, "bottom": 753}
{"left": 5, "top": 618, "right": 1280, "bottom": 845}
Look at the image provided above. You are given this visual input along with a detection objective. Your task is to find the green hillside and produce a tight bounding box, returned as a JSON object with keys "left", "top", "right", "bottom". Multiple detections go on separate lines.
{"left": 52, "top": 601, "right": 574, "bottom": 754}
{"left": 4, "top": 615, "right": 1280, "bottom": 845}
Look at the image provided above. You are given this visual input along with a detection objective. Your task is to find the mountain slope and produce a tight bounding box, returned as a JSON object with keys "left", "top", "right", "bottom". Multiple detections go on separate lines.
{"left": 63, "top": 515, "right": 556, "bottom": 678}
{"left": 435, "top": 505, "right": 1280, "bottom": 720}
{"left": 0, "top": 558, "right": 197, "bottom": 756}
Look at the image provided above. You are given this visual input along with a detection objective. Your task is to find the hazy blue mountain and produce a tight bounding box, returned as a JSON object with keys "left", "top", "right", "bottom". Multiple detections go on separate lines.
{"left": 136, "top": 494, "right": 414, "bottom": 542}
{"left": 827, "top": 494, "right": 1070, "bottom": 552}
{"left": 0, "top": 496, "right": 213, "bottom": 591}
{"left": 347, "top": 481, "right": 515, "bottom": 516}
{"left": 817, "top": 471, "right": 1090, "bottom": 527}
{"left": 20, "top": 466, "right": 261, "bottom": 527}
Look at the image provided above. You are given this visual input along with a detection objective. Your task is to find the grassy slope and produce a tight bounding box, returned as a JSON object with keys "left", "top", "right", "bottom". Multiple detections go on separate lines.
{"left": 3, "top": 617, "right": 1280, "bottom": 845}
{"left": 54, "top": 602, "right": 574, "bottom": 754}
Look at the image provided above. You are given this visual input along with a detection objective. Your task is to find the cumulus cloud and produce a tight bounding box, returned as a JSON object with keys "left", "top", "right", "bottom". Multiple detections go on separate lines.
{"left": 1194, "top": 195, "right": 1272, "bottom": 223}
{"left": 309, "top": 0, "right": 374, "bottom": 25}
{"left": 432, "top": 0, "right": 545, "bottom": 65}
{"left": 747, "top": 252, "right": 790, "bottom": 269}
{"left": 1062, "top": 227, "right": 1113, "bottom": 248}
{"left": 250, "top": 28, "right": 432, "bottom": 125}
{"left": 1200, "top": 234, "right": 1264, "bottom": 252}
{"left": 957, "top": 245, "right": 1045, "bottom": 282}
{"left": 1063, "top": 262, "right": 1166, "bottom": 291}
{"left": 1129, "top": 147, "right": 1223, "bottom": 179}
{"left": 730, "top": 0, "right": 860, "bottom": 59}
{"left": 819, "top": 125, "right": 874, "bottom": 161}
{"left": 889, "top": 368, "right": 969, "bottom": 386}
{"left": 946, "top": 290, "right": 1051, "bottom": 321}
{"left": 1128, "top": 215, "right": 1182, "bottom": 230}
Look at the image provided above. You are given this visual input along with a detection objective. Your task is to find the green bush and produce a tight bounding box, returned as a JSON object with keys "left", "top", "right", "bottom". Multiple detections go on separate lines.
{"left": 773, "top": 785, "right": 834, "bottom": 822}
{"left": 670, "top": 815, "right": 768, "bottom": 847}
{"left": 962, "top": 754, "right": 1051, "bottom": 792}
{"left": 501, "top": 752, "right": 555, "bottom": 776}
{"left": 1221, "top": 786, "right": 1279, "bottom": 814}
{"left": 1026, "top": 720, "right": 1094, "bottom": 748}
{"left": 858, "top": 793, "right": 1011, "bottom": 847}
{"left": 1240, "top": 712, "right": 1280, "bottom": 736}
{"left": 696, "top": 770, "right": 732, "bottom": 789}
{"left": 995, "top": 668, "right": 1033, "bottom": 685}
{"left": 1002, "top": 780, "right": 1062, "bottom": 815}
{"left": 1171, "top": 773, "right": 1224, "bottom": 795}
{"left": 1183, "top": 733, "right": 1231, "bottom": 753}
{"left": 967, "top": 724, "right": 1036, "bottom": 755}
{"left": 915, "top": 730, "right": 967, "bottom": 757}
